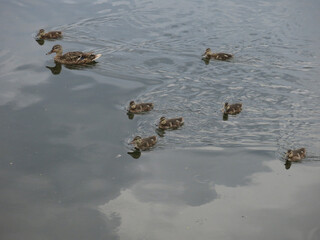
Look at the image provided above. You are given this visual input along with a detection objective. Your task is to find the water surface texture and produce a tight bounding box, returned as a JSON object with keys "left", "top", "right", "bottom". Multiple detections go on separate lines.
{"left": 1, "top": 0, "right": 320, "bottom": 239}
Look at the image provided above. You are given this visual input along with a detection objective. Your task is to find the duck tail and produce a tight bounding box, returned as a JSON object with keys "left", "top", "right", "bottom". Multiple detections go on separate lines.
{"left": 93, "top": 54, "right": 102, "bottom": 61}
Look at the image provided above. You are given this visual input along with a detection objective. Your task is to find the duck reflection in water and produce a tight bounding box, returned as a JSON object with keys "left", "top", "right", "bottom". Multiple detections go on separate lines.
{"left": 155, "top": 128, "right": 165, "bottom": 137}
{"left": 223, "top": 113, "right": 229, "bottom": 121}
{"left": 46, "top": 62, "right": 62, "bottom": 75}
{"left": 127, "top": 149, "right": 141, "bottom": 159}
{"left": 284, "top": 160, "right": 292, "bottom": 170}
{"left": 202, "top": 57, "right": 210, "bottom": 65}
{"left": 36, "top": 39, "right": 45, "bottom": 45}
{"left": 127, "top": 111, "right": 134, "bottom": 119}
{"left": 46, "top": 62, "right": 98, "bottom": 75}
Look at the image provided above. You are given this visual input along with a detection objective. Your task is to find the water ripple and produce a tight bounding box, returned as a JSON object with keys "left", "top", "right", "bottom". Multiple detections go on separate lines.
{"left": 47, "top": 0, "right": 320, "bottom": 156}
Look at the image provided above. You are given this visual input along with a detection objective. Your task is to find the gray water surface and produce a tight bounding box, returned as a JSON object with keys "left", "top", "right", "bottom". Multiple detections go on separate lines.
{"left": 1, "top": 0, "right": 320, "bottom": 239}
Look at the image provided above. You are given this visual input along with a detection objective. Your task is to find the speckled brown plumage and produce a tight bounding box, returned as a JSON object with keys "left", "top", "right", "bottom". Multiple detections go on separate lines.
{"left": 37, "top": 29, "right": 62, "bottom": 40}
{"left": 128, "top": 101, "right": 154, "bottom": 113}
{"left": 286, "top": 148, "right": 306, "bottom": 162}
{"left": 223, "top": 102, "right": 242, "bottom": 115}
{"left": 202, "top": 48, "right": 233, "bottom": 61}
{"left": 131, "top": 136, "right": 157, "bottom": 151}
{"left": 46, "top": 45, "right": 101, "bottom": 65}
{"left": 158, "top": 116, "right": 184, "bottom": 130}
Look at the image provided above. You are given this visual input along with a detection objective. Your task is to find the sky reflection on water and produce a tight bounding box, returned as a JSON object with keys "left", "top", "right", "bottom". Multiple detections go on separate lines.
{"left": 0, "top": 0, "right": 320, "bottom": 240}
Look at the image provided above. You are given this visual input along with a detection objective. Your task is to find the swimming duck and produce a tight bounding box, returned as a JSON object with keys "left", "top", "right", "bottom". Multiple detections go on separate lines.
{"left": 131, "top": 136, "right": 157, "bottom": 151}
{"left": 128, "top": 101, "right": 154, "bottom": 114}
{"left": 223, "top": 102, "right": 242, "bottom": 115}
{"left": 285, "top": 148, "right": 306, "bottom": 162}
{"left": 202, "top": 48, "right": 233, "bottom": 61}
{"left": 37, "top": 29, "right": 62, "bottom": 40}
{"left": 158, "top": 116, "right": 184, "bottom": 130}
{"left": 46, "top": 45, "right": 102, "bottom": 65}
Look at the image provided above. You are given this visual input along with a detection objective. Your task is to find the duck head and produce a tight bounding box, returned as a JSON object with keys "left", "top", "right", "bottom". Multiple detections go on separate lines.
{"left": 202, "top": 48, "right": 213, "bottom": 58}
{"left": 286, "top": 150, "right": 293, "bottom": 158}
{"left": 160, "top": 116, "right": 167, "bottom": 125}
{"left": 46, "top": 45, "right": 63, "bottom": 55}
{"left": 131, "top": 136, "right": 142, "bottom": 145}
{"left": 129, "top": 101, "right": 136, "bottom": 110}
{"left": 36, "top": 29, "right": 45, "bottom": 39}
{"left": 224, "top": 102, "right": 230, "bottom": 110}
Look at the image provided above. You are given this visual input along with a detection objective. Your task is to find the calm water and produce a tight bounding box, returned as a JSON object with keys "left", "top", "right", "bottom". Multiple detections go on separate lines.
{"left": 1, "top": 0, "right": 320, "bottom": 239}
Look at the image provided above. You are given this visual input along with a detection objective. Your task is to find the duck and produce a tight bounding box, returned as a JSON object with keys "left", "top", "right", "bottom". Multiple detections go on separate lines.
{"left": 158, "top": 116, "right": 184, "bottom": 130}
{"left": 37, "top": 29, "right": 62, "bottom": 40}
{"left": 285, "top": 148, "right": 306, "bottom": 162}
{"left": 223, "top": 102, "right": 242, "bottom": 115}
{"left": 202, "top": 48, "right": 233, "bottom": 61}
{"left": 46, "top": 45, "right": 102, "bottom": 65}
{"left": 128, "top": 101, "right": 154, "bottom": 114}
{"left": 131, "top": 136, "right": 157, "bottom": 151}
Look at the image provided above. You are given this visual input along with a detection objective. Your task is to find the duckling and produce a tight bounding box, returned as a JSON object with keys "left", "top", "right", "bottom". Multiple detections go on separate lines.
{"left": 202, "top": 48, "right": 233, "bottom": 61}
{"left": 131, "top": 136, "right": 157, "bottom": 151}
{"left": 223, "top": 102, "right": 242, "bottom": 115}
{"left": 37, "top": 29, "right": 62, "bottom": 40}
{"left": 158, "top": 116, "right": 184, "bottom": 130}
{"left": 286, "top": 148, "right": 306, "bottom": 162}
{"left": 46, "top": 45, "right": 102, "bottom": 65}
{"left": 128, "top": 101, "right": 154, "bottom": 114}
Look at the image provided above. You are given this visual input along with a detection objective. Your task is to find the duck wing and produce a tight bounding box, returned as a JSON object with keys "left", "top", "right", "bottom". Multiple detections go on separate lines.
{"left": 81, "top": 52, "right": 99, "bottom": 60}
{"left": 43, "top": 31, "right": 62, "bottom": 39}
{"left": 232, "top": 103, "right": 242, "bottom": 109}
{"left": 216, "top": 53, "right": 233, "bottom": 60}
{"left": 167, "top": 117, "right": 184, "bottom": 126}
{"left": 139, "top": 136, "right": 156, "bottom": 150}
{"left": 62, "top": 52, "right": 85, "bottom": 62}
{"left": 173, "top": 117, "right": 184, "bottom": 123}
{"left": 140, "top": 103, "right": 154, "bottom": 109}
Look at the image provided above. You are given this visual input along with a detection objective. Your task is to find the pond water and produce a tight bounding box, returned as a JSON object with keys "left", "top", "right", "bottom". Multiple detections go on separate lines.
{"left": 1, "top": 0, "right": 320, "bottom": 239}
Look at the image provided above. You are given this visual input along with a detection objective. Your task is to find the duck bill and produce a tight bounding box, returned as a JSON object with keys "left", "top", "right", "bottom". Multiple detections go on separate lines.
{"left": 46, "top": 50, "right": 53, "bottom": 55}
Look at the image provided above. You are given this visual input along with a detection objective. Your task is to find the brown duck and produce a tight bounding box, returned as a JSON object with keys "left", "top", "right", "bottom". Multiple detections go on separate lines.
{"left": 223, "top": 102, "right": 242, "bottom": 115}
{"left": 128, "top": 101, "right": 154, "bottom": 113}
{"left": 202, "top": 48, "right": 233, "bottom": 61}
{"left": 46, "top": 45, "right": 102, "bottom": 65}
{"left": 131, "top": 136, "right": 157, "bottom": 151}
{"left": 286, "top": 148, "right": 306, "bottom": 162}
{"left": 37, "top": 29, "right": 62, "bottom": 40}
{"left": 158, "top": 116, "right": 184, "bottom": 130}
